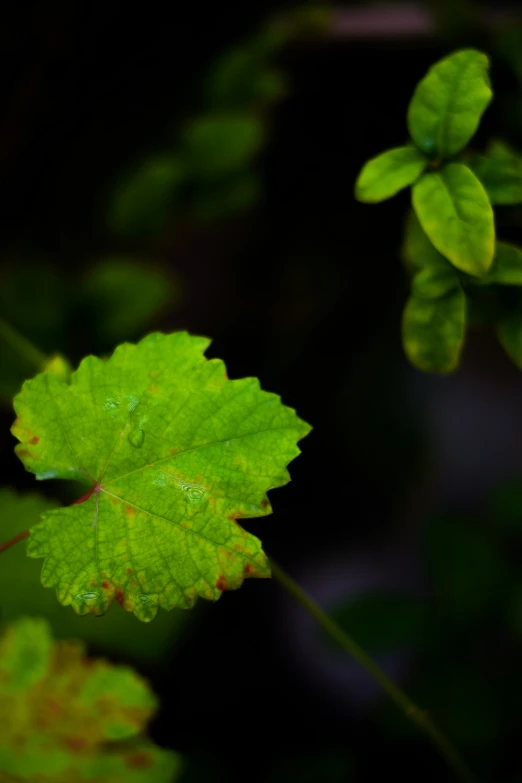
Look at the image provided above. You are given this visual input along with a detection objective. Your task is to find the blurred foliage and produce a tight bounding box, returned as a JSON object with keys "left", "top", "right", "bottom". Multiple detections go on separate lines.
{"left": 321, "top": 477, "right": 522, "bottom": 773}
{"left": 0, "top": 257, "right": 179, "bottom": 403}
{"left": 266, "top": 749, "right": 356, "bottom": 783}
{"left": 107, "top": 6, "right": 330, "bottom": 242}
{"left": 0, "top": 490, "right": 189, "bottom": 661}
{"left": 0, "top": 616, "right": 182, "bottom": 781}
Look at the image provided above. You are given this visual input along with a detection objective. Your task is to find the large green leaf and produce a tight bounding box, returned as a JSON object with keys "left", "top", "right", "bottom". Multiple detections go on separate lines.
{"left": 402, "top": 284, "right": 466, "bottom": 374}
{"left": 407, "top": 49, "right": 492, "bottom": 158}
{"left": 12, "top": 332, "right": 310, "bottom": 621}
{"left": 469, "top": 140, "right": 522, "bottom": 205}
{"left": 412, "top": 163, "right": 495, "bottom": 276}
{"left": 0, "top": 490, "right": 187, "bottom": 661}
{"left": 0, "top": 617, "right": 181, "bottom": 782}
{"left": 354, "top": 146, "right": 427, "bottom": 203}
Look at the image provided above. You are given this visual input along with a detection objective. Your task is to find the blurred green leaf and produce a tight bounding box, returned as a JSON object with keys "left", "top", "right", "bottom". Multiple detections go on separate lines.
{"left": 412, "top": 164, "right": 495, "bottom": 276}
{"left": 326, "top": 593, "right": 435, "bottom": 654}
{"left": 0, "top": 617, "right": 182, "bottom": 781}
{"left": 469, "top": 140, "right": 522, "bottom": 205}
{"left": 81, "top": 258, "right": 179, "bottom": 344}
{"left": 205, "top": 29, "right": 287, "bottom": 111}
{"left": 425, "top": 516, "right": 510, "bottom": 622}
{"left": 472, "top": 242, "right": 522, "bottom": 286}
{"left": 182, "top": 114, "right": 264, "bottom": 179}
{"left": 401, "top": 210, "right": 449, "bottom": 272}
{"left": 191, "top": 171, "right": 261, "bottom": 221}
{"left": 0, "top": 490, "right": 188, "bottom": 662}
{"left": 402, "top": 285, "right": 466, "bottom": 373}
{"left": 354, "top": 146, "right": 427, "bottom": 203}
{"left": 411, "top": 264, "right": 461, "bottom": 299}
{"left": 407, "top": 49, "right": 492, "bottom": 158}
{"left": 108, "top": 154, "right": 186, "bottom": 240}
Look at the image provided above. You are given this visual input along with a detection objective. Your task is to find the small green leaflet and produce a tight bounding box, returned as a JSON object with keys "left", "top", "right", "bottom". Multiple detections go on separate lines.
{"left": 12, "top": 332, "right": 311, "bottom": 621}
{"left": 354, "top": 146, "right": 427, "bottom": 203}
{"left": 407, "top": 49, "right": 492, "bottom": 159}
{"left": 412, "top": 163, "right": 495, "bottom": 277}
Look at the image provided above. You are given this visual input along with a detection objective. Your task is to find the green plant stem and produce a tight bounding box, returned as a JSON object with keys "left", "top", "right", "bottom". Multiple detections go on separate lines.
{"left": 269, "top": 558, "right": 477, "bottom": 783}
{"left": 0, "top": 317, "right": 48, "bottom": 370}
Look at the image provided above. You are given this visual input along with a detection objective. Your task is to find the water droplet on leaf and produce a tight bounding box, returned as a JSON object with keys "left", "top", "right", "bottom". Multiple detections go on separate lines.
{"left": 76, "top": 591, "right": 100, "bottom": 603}
{"left": 128, "top": 427, "right": 145, "bottom": 448}
{"left": 186, "top": 486, "right": 205, "bottom": 501}
{"left": 103, "top": 397, "right": 120, "bottom": 416}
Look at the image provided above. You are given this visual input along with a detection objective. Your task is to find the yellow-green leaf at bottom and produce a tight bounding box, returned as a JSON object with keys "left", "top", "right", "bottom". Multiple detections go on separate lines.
{"left": 412, "top": 163, "right": 495, "bottom": 277}
{"left": 0, "top": 617, "right": 181, "bottom": 782}
{"left": 12, "top": 332, "right": 311, "bottom": 621}
{"left": 402, "top": 286, "right": 466, "bottom": 374}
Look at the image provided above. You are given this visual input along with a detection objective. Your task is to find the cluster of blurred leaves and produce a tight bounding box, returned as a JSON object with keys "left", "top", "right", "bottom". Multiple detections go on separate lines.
{"left": 322, "top": 476, "right": 522, "bottom": 775}
{"left": 0, "top": 257, "right": 180, "bottom": 404}
{"left": 0, "top": 616, "right": 182, "bottom": 782}
{"left": 107, "top": 6, "right": 331, "bottom": 242}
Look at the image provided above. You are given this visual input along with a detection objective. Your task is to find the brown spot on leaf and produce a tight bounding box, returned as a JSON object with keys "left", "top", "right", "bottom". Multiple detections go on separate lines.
{"left": 125, "top": 505, "right": 135, "bottom": 517}
{"left": 215, "top": 575, "right": 228, "bottom": 591}
{"left": 149, "top": 385, "right": 158, "bottom": 392}
{"left": 244, "top": 563, "right": 254, "bottom": 575}
{"left": 30, "top": 435, "right": 40, "bottom": 445}
{"left": 126, "top": 568, "right": 133, "bottom": 575}
{"left": 150, "top": 370, "right": 158, "bottom": 377}
{"left": 64, "top": 736, "right": 86, "bottom": 750}
{"left": 127, "top": 752, "right": 153, "bottom": 769}
{"left": 102, "top": 581, "right": 110, "bottom": 589}
{"left": 261, "top": 499, "right": 268, "bottom": 508}
{"left": 115, "top": 588, "right": 125, "bottom": 607}
{"left": 169, "top": 448, "right": 177, "bottom": 454}
{"left": 90, "top": 581, "right": 97, "bottom": 587}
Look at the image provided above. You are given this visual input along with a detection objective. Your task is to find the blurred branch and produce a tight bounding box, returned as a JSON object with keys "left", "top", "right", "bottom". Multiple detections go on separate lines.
{"left": 0, "top": 317, "right": 48, "bottom": 370}
{"left": 270, "top": 557, "right": 477, "bottom": 783}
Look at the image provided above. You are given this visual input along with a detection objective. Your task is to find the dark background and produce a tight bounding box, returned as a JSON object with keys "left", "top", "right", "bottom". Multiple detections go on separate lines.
{"left": 2, "top": 1, "right": 522, "bottom": 781}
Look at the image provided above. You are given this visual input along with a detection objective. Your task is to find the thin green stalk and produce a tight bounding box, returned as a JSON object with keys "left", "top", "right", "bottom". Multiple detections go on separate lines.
{"left": 269, "top": 558, "right": 477, "bottom": 783}
{"left": 0, "top": 317, "right": 48, "bottom": 370}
